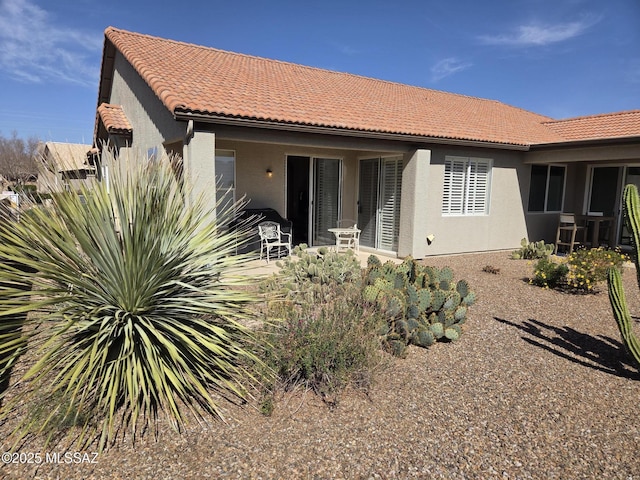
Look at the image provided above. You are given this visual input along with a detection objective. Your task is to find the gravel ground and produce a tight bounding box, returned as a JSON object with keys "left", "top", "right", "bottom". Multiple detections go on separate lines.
{"left": 2, "top": 251, "right": 640, "bottom": 479}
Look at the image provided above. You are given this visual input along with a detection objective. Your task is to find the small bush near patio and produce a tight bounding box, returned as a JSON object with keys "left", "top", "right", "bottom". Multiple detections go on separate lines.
{"left": 258, "top": 282, "right": 385, "bottom": 408}
{"left": 258, "top": 248, "right": 384, "bottom": 408}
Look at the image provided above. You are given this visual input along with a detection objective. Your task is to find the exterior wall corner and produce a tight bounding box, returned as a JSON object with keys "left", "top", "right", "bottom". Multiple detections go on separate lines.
{"left": 398, "top": 149, "right": 431, "bottom": 258}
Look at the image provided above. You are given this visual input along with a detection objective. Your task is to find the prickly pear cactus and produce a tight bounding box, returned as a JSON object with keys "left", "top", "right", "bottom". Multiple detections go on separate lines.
{"left": 273, "top": 244, "right": 362, "bottom": 300}
{"left": 607, "top": 184, "right": 640, "bottom": 369}
{"left": 363, "top": 256, "right": 476, "bottom": 356}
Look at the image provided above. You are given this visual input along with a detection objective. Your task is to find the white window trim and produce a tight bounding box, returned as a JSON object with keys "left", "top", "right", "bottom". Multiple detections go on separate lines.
{"left": 527, "top": 164, "right": 566, "bottom": 213}
{"left": 442, "top": 156, "right": 492, "bottom": 216}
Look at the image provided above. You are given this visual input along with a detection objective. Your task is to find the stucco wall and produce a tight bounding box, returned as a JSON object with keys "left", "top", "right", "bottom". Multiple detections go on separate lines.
{"left": 215, "top": 139, "right": 360, "bottom": 222}
{"left": 420, "top": 147, "right": 529, "bottom": 256}
{"left": 110, "top": 52, "right": 186, "bottom": 152}
{"left": 398, "top": 149, "right": 430, "bottom": 258}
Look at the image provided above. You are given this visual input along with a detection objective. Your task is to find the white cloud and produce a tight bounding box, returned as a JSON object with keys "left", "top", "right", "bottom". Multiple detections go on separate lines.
{"left": 0, "top": 0, "right": 102, "bottom": 86}
{"left": 430, "top": 57, "right": 473, "bottom": 82}
{"left": 479, "top": 17, "right": 599, "bottom": 47}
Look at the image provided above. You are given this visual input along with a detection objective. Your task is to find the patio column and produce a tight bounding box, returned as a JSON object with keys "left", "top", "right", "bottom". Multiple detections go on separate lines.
{"left": 183, "top": 128, "right": 216, "bottom": 215}
{"left": 398, "top": 149, "right": 431, "bottom": 259}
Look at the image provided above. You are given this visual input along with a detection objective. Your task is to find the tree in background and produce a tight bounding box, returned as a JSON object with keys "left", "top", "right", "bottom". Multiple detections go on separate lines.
{"left": 0, "top": 132, "right": 40, "bottom": 189}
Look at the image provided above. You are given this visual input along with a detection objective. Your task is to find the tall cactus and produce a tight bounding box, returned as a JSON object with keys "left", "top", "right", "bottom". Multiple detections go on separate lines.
{"left": 607, "top": 184, "right": 640, "bottom": 369}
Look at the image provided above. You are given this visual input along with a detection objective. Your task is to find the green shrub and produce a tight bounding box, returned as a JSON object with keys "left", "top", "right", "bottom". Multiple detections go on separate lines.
{"left": 258, "top": 281, "right": 384, "bottom": 406}
{"left": 0, "top": 149, "right": 264, "bottom": 451}
{"left": 529, "top": 247, "right": 628, "bottom": 293}
{"left": 531, "top": 257, "right": 569, "bottom": 289}
{"left": 566, "top": 247, "right": 627, "bottom": 292}
{"left": 511, "top": 238, "right": 554, "bottom": 259}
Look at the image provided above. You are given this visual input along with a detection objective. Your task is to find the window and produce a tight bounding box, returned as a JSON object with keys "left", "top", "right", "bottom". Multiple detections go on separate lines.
{"left": 527, "top": 164, "right": 565, "bottom": 212}
{"left": 215, "top": 149, "right": 235, "bottom": 217}
{"left": 147, "top": 146, "right": 159, "bottom": 162}
{"left": 442, "top": 156, "right": 492, "bottom": 215}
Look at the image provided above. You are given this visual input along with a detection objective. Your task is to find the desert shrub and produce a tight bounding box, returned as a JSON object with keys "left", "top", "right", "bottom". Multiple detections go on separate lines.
{"left": 0, "top": 149, "right": 264, "bottom": 450}
{"left": 482, "top": 265, "right": 500, "bottom": 274}
{"left": 530, "top": 247, "right": 628, "bottom": 293}
{"left": 566, "top": 247, "right": 627, "bottom": 292}
{"left": 511, "top": 237, "right": 554, "bottom": 259}
{"left": 531, "top": 257, "right": 569, "bottom": 289}
{"left": 258, "top": 281, "right": 385, "bottom": 407}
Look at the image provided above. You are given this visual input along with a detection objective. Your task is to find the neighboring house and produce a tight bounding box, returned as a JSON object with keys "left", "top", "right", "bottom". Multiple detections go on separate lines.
{"left": 36, "top": 142, "right": 96, "bottom": 193}
{"left": 93, "top": 27, "right": 640, "bottom": 258}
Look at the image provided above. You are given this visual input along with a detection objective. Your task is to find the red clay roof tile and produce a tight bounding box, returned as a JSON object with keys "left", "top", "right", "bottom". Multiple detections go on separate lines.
{"left": 97, "top": 103, "right": 133, "bottom": 136}
{"left": 542, "top": 110, "right": 640, "bottom": 142}
{"left": 103, "top": 27, "right": 638, "bottom": 147}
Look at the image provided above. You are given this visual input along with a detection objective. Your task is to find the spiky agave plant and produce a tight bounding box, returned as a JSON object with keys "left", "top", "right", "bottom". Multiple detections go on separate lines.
{"left": 0, "top": 149, "right": 265, "bottom": 450}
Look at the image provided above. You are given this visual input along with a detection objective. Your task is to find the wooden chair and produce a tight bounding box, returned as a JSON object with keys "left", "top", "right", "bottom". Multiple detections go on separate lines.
{"left": 258, "top": 221, "right": 292, "bottom": 262}
{"left": 554, "top": 214, "right": 586, "bottom": 254}
{"left": 335, "top": 219, "right": 360, "bottom": 253}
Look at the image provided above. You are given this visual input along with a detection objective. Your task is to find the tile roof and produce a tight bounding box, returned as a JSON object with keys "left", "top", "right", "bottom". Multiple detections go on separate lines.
{"left": 97, "top": 103, "right": 133, "bottom": 136}
{"left": 102, "top": 27, "right": 639, "bottom": 148}
{"left": 542, "top": 110, "right": 640, "bottom": 143}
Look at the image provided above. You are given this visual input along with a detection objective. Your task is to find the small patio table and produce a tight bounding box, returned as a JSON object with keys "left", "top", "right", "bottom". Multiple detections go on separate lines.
{"left": 328, "top": 227, "right": 361, "bottom": 252}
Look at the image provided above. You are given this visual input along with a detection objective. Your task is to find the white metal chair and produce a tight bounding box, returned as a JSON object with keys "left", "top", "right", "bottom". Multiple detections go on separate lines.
{"left": 258, "top": 221, "right": 292, "bottom": 262}
{"left": 554, "top": 213, "right": 586, "bottom": 254}
{"left": 335, "top": 219, "right": 360, "bottom": 253}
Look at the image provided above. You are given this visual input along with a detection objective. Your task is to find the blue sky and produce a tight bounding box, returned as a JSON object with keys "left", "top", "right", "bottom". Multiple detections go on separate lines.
{"left": 0, "top": 0, "right": 638, "bottom": 144}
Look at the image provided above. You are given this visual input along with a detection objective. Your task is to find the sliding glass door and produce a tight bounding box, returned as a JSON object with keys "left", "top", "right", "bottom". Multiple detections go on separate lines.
{"left": 358, "top": 156, "right": 403, "bottom": 252}
{"left": 311, "top": 158, "right": 341, "bottom": 246}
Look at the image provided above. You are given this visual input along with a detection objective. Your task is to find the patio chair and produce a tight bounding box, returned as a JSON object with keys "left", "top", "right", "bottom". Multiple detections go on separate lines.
{"left": 258, "top": 221, "right": 292, "bottom": 262}
{"left": 334, "top": 219, "right": 360, "bottom": 253}
{"left": 554, "top": 213, "right": 586, "bottom": 254}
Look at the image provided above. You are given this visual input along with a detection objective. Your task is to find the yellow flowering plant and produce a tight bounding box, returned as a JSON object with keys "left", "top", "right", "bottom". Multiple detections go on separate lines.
{"left": 531, "top": 257, "right": 569, "bottom": 289}
{"left": 566, "top": 247, "right": 627, "bottom": 292}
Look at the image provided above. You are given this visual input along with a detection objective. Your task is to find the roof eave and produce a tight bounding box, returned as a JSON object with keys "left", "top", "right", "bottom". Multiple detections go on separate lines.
{"left": 530, "top": 135, "right": 640, "bottom": 150}
{"left": 174, "top": 111, "right": 532, "bottom": 151}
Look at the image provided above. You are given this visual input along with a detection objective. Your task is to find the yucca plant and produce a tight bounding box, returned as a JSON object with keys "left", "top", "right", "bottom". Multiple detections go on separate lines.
{"left": 0, "top": 149, "right": 265, "bottom": 450}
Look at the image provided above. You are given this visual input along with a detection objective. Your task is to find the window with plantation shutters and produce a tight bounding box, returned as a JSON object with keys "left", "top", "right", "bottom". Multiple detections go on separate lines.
{"left": 442, "top": 156, "right": 492, "bottom": 216}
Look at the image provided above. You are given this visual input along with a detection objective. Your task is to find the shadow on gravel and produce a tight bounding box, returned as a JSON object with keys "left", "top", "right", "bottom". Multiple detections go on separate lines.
{"left": 494, "top": 317, "right": 640, "bottom": 380}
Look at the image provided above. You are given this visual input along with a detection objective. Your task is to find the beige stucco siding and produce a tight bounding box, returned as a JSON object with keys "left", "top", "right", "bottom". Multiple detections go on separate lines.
{"left": 420, "top": 148, "right": 529, "bottom": 256}
{"left": 110, "top": 52, "right": 186, "bottom": 152}
{"left": 215, "top": 139, "right": 360, "bottom": 222}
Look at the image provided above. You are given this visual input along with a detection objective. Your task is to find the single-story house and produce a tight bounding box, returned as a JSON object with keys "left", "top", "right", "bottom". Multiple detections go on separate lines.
{"left": 36, "top": 142, "right": 96, "bottom": 193}
{"left": 93, "top": 26, "right": 640, "bottom": 258}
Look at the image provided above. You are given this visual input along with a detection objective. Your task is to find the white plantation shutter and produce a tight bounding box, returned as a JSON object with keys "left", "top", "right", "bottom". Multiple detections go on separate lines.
{"left": 378, "top": 157, "right": 402, "bottom": 251}
{"left": 443, "top": 157, "right": 466, "bottom": 215}
{"left": 443, "top": 156, "right": 491, "bottom": 215}
{"left": 312, "top": 158, "right": 340, "bottom": 245}
{"left": 358, "top": 159, "right": 379, "bottom": 248}
{"left": 466, "top": 158, "right": 490, "bottom": 214}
